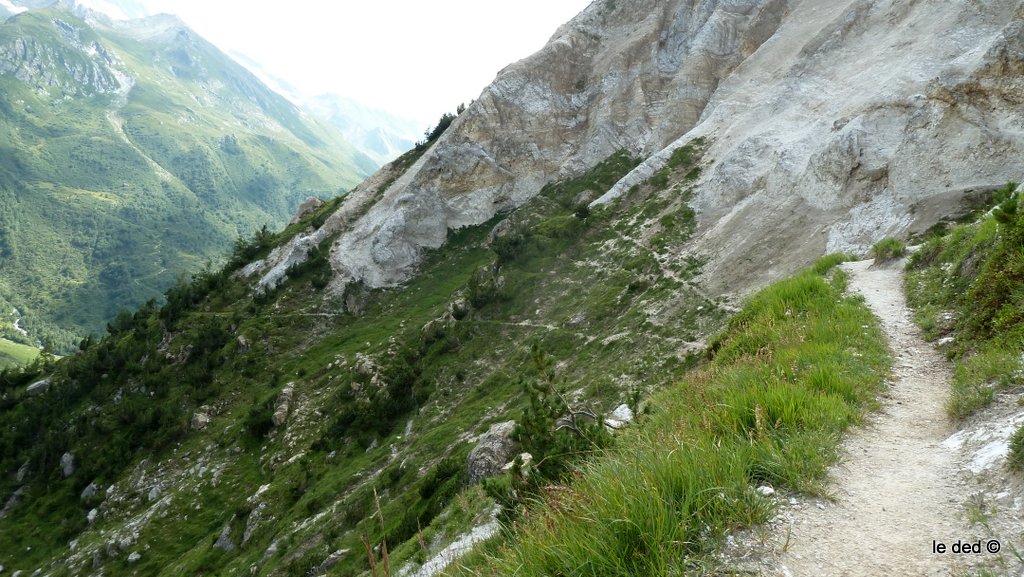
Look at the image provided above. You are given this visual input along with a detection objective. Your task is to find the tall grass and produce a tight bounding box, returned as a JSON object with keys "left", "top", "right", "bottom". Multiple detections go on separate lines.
{"left": 448, "top": 257, "right": 890, "bottom": 576}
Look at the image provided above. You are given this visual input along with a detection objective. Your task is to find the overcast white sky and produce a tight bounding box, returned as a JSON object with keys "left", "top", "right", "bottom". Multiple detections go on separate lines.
{"left": 123, "top": 1, "right": 593, "bottom": 128}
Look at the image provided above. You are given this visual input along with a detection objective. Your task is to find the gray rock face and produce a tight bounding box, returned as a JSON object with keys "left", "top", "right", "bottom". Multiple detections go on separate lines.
{"left": 0, "top": 486, "right": 26, "bottom": 519}
{"left": 191, "top": 412, "right": 210, "bottom": 431}
{"left": 251, "top": 0, "right": 1024, "bottom": 302}
{"left": 313, "top": 549, "right": 349, "bottom": 575}
{"left": 467, "top": 421, "right": 518, "bottom": 485}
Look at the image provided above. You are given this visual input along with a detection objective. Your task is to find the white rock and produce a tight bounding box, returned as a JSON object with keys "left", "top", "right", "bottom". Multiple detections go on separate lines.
{"left": 60, "top": 452, "right": 74, "bottom": 478}
{"left": 756, "top": 485, "right": 776, "bottom": 497}
{"left": 604, "top": 405, "right": 631, "bottom": 430}
{"left": 87, "top": 509, "right": 98, "bottom": 524}
{"left": 25, "top": 378, "right": 50, "bottom": 396}
{"left": 610, "top": 404, "right": 634, "bottom": 423}
{"left": 127, "top": 551, "right": 141, "bottom": 563}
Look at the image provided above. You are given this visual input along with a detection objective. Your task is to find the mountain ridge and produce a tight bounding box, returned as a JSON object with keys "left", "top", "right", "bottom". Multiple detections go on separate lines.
{"left": 248, "top": 0, "right": 1024, "bottom": 303}
{"left": 0, "top": 4, "right": 375, "bottom": 350}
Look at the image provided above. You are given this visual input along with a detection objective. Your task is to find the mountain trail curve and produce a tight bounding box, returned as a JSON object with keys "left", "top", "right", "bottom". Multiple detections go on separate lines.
{"left": 761, "top": 258, "right": 970, "bottom": 576}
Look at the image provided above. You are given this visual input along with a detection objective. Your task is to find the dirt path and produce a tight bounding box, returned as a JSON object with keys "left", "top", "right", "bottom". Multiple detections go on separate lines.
{"left": 761, "top": 259, "right": 969, "bottom": 576}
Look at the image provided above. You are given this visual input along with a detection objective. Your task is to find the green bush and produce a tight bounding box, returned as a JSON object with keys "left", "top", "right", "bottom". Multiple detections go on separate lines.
{"left": 1009, "top": 424, "right": 1024, "bottom": 471}
{"left": 871, "top": 237, "right": 906, "bottom": 262}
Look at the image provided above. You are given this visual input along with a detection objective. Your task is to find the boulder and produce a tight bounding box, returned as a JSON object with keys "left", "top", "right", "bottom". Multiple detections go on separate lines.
{"left": 448, "top": 297, "right": 472, "bottom": 320}
{"left": 605, "top": 404, "right": 635, "bottom": 430}
{"left": 314, "top": 549, "right": 349, "bottom": 574}
{"left": 127, "top": 551, "right": 141, "bottom": 564}
{"left": 483, "top": 219, "right": 514, "bottom": 248}
{"left": 467, "top": 421, "right": 518, "bottom": 485}
{"left": 80, "top": 482, "right": 99, "bottom": 501}
{"left": 26, "top": 378, "right": 50, "bottom": 396}
{"left": 272, "top": 383, "right": 295, "bottom": 427}
{"left": 60, "top": 452, "right": 75, "bottom": 478}
{"left": 289, "top": 196, "right": 325, "bottom": 224}
{"left": 214, "top": 521, "right": 237, "bottom": 552}
{"left": 191, "top": 412, "right": 211, "bottom": 431}
{"left": 1, "top": 486, "right": 26, "bottom": 518}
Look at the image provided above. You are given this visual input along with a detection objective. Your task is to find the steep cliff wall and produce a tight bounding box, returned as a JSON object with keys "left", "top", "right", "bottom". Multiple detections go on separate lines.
{"left": 255, "top": 0, "right": 1024, "bottom": 299}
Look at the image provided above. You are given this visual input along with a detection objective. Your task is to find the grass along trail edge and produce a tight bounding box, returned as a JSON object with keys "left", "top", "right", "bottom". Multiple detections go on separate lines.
{"left": 446, "top": 256, "right": 894, "bottom": 576}
{"left": 760, "top": 259, "right": 970, "bottom": 577}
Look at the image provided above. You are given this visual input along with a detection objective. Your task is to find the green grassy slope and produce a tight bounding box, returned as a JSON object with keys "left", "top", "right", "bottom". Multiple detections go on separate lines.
{"left": 0, "top": 8, "right": 374, "bottom": 352}
{"left": 904, "top": 183, "right": 1024, "bottom": 419}
{"left": 0, "top": 143, "right": 725, "bottom": 576}
{"left": 446, "top": 256, "right": 891, "bottom": 576}
{"left": 0, "top": 337, "right": 39, "bottom": 367}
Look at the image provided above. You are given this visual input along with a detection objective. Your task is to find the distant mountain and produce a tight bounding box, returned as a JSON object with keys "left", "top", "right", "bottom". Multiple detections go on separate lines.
{"left": 0, "top": 5, "right": 376, "bottom": 351}
{"left": 303, "top": 94, "right": 420, "bottom": 165}
{"left": 229, "top": 50, "right": 420, "bottom": 165}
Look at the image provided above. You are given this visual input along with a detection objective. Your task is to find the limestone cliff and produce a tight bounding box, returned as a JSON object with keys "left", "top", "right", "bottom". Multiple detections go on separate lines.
{"left": 256, "top": 0, "right": 1024, "bottom": 298}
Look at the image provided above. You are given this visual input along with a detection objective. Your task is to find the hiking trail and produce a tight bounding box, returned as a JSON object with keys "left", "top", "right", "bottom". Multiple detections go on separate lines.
{"left": 759, "top": 259, "right": 972, "bottom": 576}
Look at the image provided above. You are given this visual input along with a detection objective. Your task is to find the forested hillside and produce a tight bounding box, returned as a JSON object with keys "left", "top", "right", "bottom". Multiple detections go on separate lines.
{"left": 0, "top": 7, "right": 375, "bottom": 351}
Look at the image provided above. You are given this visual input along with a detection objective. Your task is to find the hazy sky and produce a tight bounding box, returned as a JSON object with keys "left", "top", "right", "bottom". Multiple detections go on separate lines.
{"left": 124, "top": 1, "right": 593, "bottom": 128}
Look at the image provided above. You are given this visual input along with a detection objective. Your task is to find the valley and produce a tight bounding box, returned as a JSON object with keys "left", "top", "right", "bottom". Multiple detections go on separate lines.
{"left": 0, "top": 5, "right": 376, "bottom": 351}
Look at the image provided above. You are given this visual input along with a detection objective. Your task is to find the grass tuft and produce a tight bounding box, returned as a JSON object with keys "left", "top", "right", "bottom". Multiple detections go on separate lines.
{"left": 1009, "top": 424, "right": 1024, "bottom": 472}
{"left": 871, "top": 237, "right": 906, "bottom": 262}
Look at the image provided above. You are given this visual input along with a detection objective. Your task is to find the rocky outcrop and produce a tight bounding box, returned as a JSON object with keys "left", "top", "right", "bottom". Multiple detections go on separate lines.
{"left": 0, "top": 17, "right": 127, "bottom": 96}
{"left": 272, "top": 383, "right": 295, "bottom": 427}
{"left": 466, "top": 421, "right": 518, "bottom": 485}
{"left": 251, "top": 0, "right": 1024, "bottom": 302}
{"left": 213, "top": 520, "right": 237, "bottom": 552}
{"left": 289, "top": 197, "right": 325, "bottom": 224}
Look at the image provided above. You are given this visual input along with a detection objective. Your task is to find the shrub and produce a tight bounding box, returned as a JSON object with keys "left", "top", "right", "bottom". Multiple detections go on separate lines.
{"left": 871, "top": 237, "right": 906, "bottom": 262}
{"left": 244, "top": 396, "right": 275, "bottom": 441}
{"left": 1009, "top": 424, "right": 1024, "bottom": 471}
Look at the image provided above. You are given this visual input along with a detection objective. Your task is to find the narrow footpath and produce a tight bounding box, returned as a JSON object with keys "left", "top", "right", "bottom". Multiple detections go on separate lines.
{"left": 767, "top": 259, "right": 970, "bottom": 576}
